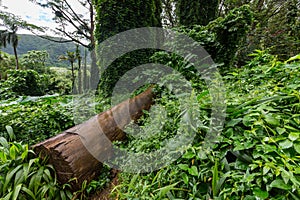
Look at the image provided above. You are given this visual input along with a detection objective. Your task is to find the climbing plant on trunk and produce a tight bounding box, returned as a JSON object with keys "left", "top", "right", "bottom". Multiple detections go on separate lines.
{"left": 94, "top": 0, "right": 162, "bottom": 97}
{"left": 176, "top": 0, "right": 219, "bottom": 27}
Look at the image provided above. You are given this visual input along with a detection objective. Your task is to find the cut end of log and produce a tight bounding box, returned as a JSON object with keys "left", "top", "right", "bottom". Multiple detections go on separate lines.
{"left": 32, "top": 87, "right": 155, "bottom": 190}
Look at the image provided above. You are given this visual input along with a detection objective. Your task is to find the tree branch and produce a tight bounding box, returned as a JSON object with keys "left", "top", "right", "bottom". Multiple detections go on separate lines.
{"left": 64, "top": 0, "right": 90, "bottom": 30}
{"left": 52, "top": 5, "right": 90, "bottom": 39}
{"left": 56, "top": 28, "right": 89, "bottom": 48}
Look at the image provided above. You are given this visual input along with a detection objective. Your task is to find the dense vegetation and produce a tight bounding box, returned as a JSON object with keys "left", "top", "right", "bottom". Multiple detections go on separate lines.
{"left": 0, "top": 0, "right": 299, "bottom": 199}
{"left": 1, "top": 34, "right": 88, "bottom": 66}
{"left": 110, "top": 51, "right": 300, "bottom": 199}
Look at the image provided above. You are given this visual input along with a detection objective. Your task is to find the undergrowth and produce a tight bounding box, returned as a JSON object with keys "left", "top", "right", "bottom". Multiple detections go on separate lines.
{"left": 110, "top": 51, "right": 300, "bottom": 199}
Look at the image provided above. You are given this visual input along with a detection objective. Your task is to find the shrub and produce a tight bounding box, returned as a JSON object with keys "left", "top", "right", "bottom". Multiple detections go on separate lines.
{"left": 0, "top": 126, "right": 73, "bottom": 200}
{"left": 0, "top": 95, "right": 74, "bottom": 144}
{"left": 111, "top": 52, "right": 300, "bottom": 199}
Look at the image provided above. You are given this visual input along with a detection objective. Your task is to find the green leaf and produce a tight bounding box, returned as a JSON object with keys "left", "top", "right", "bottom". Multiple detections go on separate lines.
{"left": 178, "top": 164, "right": 189, "bottom": 171}
{"left": 285, "top": 54, "right": 300, "bottom": 63}
{"left": 197, "top": 90, "right": 209, "bottom": 100}
{"left": 3, "top": 191, "right": 13, "bottom": 200}
{"left": 182, "top": 173, "right": 189, "bottom": 185}
{"left": 294, "top": 143, "right": 300, "bottom": 154}
{"left": 9, "top": 145, "right": 17, "bottom": 160}
{"left": 253, "top": 188, "right": 269, "bottom": 199}
{"left": 276, "top": 127, "right": 286, "bottom": 135}
{"left": 154, "top": 182, "right": 179, "bottom": 198}
{"left": 188, "top": 166, "right": 198, "bottom": 177}
{"left": 14, "top": 168, "right": 24, "bottom": 186}
{"left": 289, "top": 132, "right": 300, "bottom": 141}
{"left": 3, "top": 165, "right": 22, "bottom": 194}
{"left": 289, "top": 191, "right": 300, "bottom": 200}
{"left": 5, "top": 125, "right": 15, "bottom": 141}
{"left": 263, "top": 166, "right": 270, "bottom": 175}
{"left": 243, "top": 115, "right": 255, "bottom": 127}
{"left": 212, "top": 161, "right": 219, "bottom": 197}
{"left": 0, "top": 137, "right": 9, "bottom": 149}
{"left": 270, "top": 179, "right": 291, "bottom": 190}
{"left": 182, "top": 151, "right": 195, "bottom": 159}
{"left": 294, "top": 168, "right": 300, "bottom": 174}
{"left": 60, "top": 190, "right": 67, "bottom": 200}
{"left": 226, "top": 118, "right": 242, "bottom": 127}
{"left": 21, "top": 186, "right": 36, "bottom": 200}
{"left": 279, "top": 140, "right": 293, "bottom": 149}
{"left": 281, "top": 169, "right": 292, "bottom": 184}
{"left": 264, "top": 114, "right": 279, "bottom": 126}
{"left": 12, "top": 184, "right": 22, "bottom": 200}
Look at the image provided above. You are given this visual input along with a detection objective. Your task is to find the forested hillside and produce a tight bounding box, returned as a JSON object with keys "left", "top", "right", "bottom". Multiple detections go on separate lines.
{"left": 1, "top": 34, "right": 89, "bottom": 66}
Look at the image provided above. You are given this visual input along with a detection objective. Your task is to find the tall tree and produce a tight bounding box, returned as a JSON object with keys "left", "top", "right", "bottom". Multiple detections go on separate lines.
{"left": 176, "top": 0, "right": 219, "bottom": 27}
{"left": 76, "top": 45, "right": 82, "bottom": 94}
{"left": 30, "top": 0, "right": 98, "bottom": 89}
{"left": 232, "top": 0, "right": 300, "bottom": 63}
{"left": 94, "top": 0, "right": 162, "bottom": 97}
{"left": 59, "top": 51, "right": 77, "bottom": 93}
{"left": 0, "top": 10, "right": 41, "bottom": 70}
{"left": 0, "top": 26, "right": 19, "bottom": 69}
{"left": 83, "top": 48, "right": 89, "bottom": 91}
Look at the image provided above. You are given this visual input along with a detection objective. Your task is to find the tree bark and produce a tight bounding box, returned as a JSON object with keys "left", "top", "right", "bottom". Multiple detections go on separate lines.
{"left": 83, "top": 49, "right": 88, "bottom": 91}
{"left": 32, "top": 88, "right": 155, "bottom": 190}
{"left": 13, "top": 45, "right": 19, "bottom": 70}
{"left": 77, "top": 52, "right": 82, "bottom": 94}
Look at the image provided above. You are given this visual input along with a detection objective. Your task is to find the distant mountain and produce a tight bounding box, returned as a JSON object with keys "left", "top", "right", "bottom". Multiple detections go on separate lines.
{"left": 1, "top": 34, "right": 90, "bottom": 67}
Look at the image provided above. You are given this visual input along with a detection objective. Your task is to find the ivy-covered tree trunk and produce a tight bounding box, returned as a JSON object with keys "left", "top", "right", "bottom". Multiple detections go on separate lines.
{"left": 176, "top": 0, "right": 219, "bottom": 27}
{"left": 94, "top": 0, "right": 162, "bottom": 97}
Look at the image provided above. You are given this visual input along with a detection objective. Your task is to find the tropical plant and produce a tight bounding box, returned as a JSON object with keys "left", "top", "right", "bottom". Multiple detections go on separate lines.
{"left": 0, "top": 126, "right": 73, "bottom": 200}
{"left": 0, "top": 51, "right": 15, "bottom": 80}
{"left": 109, "top": 52, "right": 300, "bottom": 199}
{"left": 21, "top": 50, "right": 49, "bottom": 73}
{"left": 0, "top": 27, "right": 19, "bottom": 69}
{"left": 29, "top": 0, "right": 98, "bottom": 89}
{"left": 59, "top": 51, "right": 77, "bottom": 93}
{"left": 0, "top": 95, "right": 74, "bottom": 144}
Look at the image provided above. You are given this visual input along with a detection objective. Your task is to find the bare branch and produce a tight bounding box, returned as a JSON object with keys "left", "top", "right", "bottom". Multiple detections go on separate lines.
{"left": 64, "top": 0, "right": 90, "bottom": 29}
{"left": 56, "top": 28, "right": 89, "bottom": 48}
{"left": 52, "top": 5, "right": 90, "bottom": 39}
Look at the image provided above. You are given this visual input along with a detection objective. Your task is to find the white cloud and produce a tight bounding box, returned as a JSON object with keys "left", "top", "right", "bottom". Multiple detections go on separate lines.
{"left": 1, "top": 0, "right": 88, "bottom": 35}
{"left": 1, "top": 0, "right": 57, "bottom": 34}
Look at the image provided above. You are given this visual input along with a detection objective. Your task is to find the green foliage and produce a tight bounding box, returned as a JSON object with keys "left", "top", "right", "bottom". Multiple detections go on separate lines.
{"left": 236, "top": 0, "right": 300, "bottom": 64}
{"left": 85, "top": 165, "right": 112, "bottom": 195}
{"left": 151, "top": 5, "right": 253, "bottom": 75}
{"left": 95, "top": 0, "right": 161, "bottom": 42}
{"left": 94, "top": 0, "right": 162, "bottom": 97}
{"left": 176, "top": 0, "right": 219, "bottom": 26}
{"left": 1, "top": 34, "right": 87, "bottom": 67}
{"left": 0, "top": 127, "right": 73, "bottom": 200}
{"left": 0, "top": 95, "right": 74, "bottom": 144}
{"left": 0, "top": 51, "right": 15, "bottom": 80}
{"left": 110, "top": 52, "right": 300, "bottom": 199}
{"left": 0, "top": 69, "right": 71, "bottom": 100}
{"left": 21, "top": 50, "right": 49, "bottom": 73}
{"left": 0, "top": 70, "right": 46, "bottom": 98}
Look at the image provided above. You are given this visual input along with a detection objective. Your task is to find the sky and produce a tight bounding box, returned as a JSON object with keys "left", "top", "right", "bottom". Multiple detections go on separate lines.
{"left": 0, "top": 0, "right": 85, "bottom": 35}
{"left": 1, "top": 0, "right": 56, "bottom": 34}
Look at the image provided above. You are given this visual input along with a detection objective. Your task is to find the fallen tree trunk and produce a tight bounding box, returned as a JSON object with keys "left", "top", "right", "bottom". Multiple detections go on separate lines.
{"left": 32, "top": 88, "right": 155, "bottom": 190}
